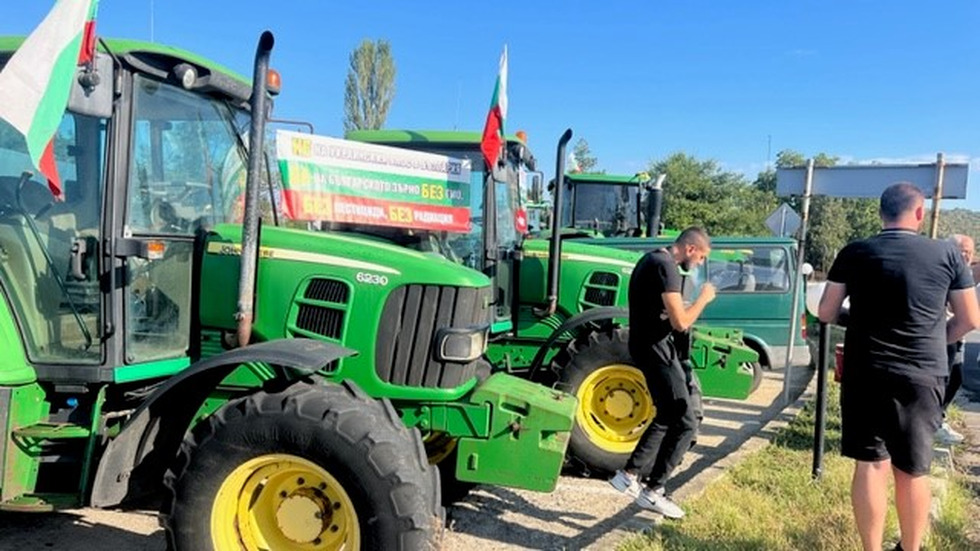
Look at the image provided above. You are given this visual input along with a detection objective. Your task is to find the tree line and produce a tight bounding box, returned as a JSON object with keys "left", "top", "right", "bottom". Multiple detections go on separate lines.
{"left": 338, "top": 38, "right": 978, "bottom": 274}
{"left": 577, "top": 140, "right": 979, "bottom": 273}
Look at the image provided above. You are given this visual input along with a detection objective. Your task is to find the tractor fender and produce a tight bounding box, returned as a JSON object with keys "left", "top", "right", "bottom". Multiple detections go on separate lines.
{"left": 527, "top": 306, "right": 628, "bottom": 380}
{"left": 90, "top": 339, "right": 355, "bottom": 508}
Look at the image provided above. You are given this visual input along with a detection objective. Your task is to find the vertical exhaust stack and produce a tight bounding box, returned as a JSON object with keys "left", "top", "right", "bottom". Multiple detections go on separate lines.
{"left": 236, "top": 31, "right": 275, "bottom": 347}
{"left": 645, "top": 174, "right": 665, "bottom": 238}
{"left": 535, "top": 128, "right": 572, "bottom": 317}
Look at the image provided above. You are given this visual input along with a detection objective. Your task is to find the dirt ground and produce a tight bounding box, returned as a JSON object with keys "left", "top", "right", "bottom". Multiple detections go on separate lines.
{"left": 0, "top": 366, "right": 812, "bottom": 551}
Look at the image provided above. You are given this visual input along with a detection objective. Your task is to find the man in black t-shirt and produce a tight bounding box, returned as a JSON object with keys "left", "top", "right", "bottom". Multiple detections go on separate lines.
{"left": 608, "top": 227, "right": 716, "bottom": 519}
{"left": 819, "top": 182, "right": 980, "bottom": 551}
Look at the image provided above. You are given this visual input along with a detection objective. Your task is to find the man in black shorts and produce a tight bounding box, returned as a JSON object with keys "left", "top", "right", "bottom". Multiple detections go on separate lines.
{"left": 609, "top": 226, "right": 715, "bottom": 519}
{"left": 819, "top": 182, "right": 980, "bottom": 551}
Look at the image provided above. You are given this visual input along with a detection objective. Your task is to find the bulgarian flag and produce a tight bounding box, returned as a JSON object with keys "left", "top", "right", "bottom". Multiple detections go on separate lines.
{"left": 480, "top": 45, "right": 508, "bottom": 171}
{"left": 0, "top": 0, "right": 100, "bottom": 199}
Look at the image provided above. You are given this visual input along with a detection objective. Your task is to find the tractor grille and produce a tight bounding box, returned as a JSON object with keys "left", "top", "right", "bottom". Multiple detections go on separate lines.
{"left": 580, "top": 271, "right": 619, "bottom": 308}
{"left": 589, "top": 272, "right": 619, "bottom": 287}
{"left": 295, "top": 305, "right": 344, "bottom": 340}
{"left": 376, "top": 285, "right": 491, "bottom": 388}
{"left": 584, "top": 286, "right": 616, "bottom": 307}
{"left": 290, "top": 278, "right": 350, "bottom": 342}
{"left": 304, "top": 278, "right": 350, "bottom": 304}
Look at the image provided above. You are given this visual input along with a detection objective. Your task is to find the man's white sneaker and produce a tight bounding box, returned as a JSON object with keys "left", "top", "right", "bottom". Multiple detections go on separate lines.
{"left": 609, "top": 469, "right": 642, "bottom": 498}
{"left": 935, "top": 422, "right": 965, "bottom": 445}
{"left": 635, "top": 488, "right": 685, "bottom": 519}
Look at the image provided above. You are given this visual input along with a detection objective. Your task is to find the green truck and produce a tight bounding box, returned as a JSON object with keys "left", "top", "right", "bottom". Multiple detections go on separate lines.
{"left": 0, "top": 31, "right": 577, "bottom": 550}
{"left": 347, "top": 130, "right": 759, "bottom": 475}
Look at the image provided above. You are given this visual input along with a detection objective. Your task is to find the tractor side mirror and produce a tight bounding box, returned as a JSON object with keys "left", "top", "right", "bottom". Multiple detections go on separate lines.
{"left": 68, "top": 52, "right": 113, "bottom": 119}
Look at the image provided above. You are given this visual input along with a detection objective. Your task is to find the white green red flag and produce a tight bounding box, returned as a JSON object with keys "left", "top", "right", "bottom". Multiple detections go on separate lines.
{"left": 0, "top": 0, "right": 100, "bottom": 199}
{"left": 480, "top": 45, "right": 508, "bottom": 171}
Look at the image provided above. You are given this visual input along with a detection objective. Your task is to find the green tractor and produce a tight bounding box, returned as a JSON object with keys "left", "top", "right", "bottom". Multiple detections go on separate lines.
{"left": 556, "top": 171, "right": 812, "bottom": 379}
{"left": 347, "top": 130, "right": 759, "bottom": 475}
{"left": 0, "top": 30, "right": 576, "bottom": 550}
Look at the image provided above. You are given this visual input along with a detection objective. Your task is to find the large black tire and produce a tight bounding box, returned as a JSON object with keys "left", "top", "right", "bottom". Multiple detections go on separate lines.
{"left": 555, "top": 327, "right": 654, "bottom": 475}
{"left": 749, "top": 361, "right": 764, "bottom": 394}
{"left": 163, "top": 381, "right": 443, "bottom": 551}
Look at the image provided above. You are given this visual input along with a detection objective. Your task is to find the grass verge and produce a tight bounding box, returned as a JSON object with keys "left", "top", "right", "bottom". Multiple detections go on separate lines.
{"left": 618, "top": 380, "right": 976, "bottom": 550}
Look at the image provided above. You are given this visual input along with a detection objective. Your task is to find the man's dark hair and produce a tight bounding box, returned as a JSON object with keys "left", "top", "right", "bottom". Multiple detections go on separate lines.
{"left": 880, "top": 182, "right": 924, "bottom": 222}
{"left": 675, "top": 226, "right": 710, "bottom": 249}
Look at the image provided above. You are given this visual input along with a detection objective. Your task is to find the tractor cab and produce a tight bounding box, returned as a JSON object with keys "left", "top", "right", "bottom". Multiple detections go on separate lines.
{"left": 559, "top": 172, "right": 652, "bottom": 238}
{"left": 0, "top": 36, "right": 278, "bottom": 381}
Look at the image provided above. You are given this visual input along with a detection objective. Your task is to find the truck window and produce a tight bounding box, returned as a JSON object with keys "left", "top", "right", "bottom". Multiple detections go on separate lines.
{"left": 707, "top": 247, "right": 790, "bottom": 293}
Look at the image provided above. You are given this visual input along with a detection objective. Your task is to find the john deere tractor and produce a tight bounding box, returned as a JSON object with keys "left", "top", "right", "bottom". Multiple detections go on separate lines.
{"left": 554, "top": 170, "right": 812, "bottom": 381}
{"left": 0, "top": 29, "right": 575, "bottom": 550}
{"left": 348, "top": 130, "right": 758, "bottom": 476}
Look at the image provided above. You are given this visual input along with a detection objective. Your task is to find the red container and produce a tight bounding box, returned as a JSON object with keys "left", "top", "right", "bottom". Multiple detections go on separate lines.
{"left": 834, "top": 343, "right": 845, "bottom": 383}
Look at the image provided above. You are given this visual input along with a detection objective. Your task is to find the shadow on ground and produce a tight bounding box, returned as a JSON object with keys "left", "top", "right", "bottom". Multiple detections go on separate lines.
{"left": 446, "top": 364, "right": 816, "bottom": 550}
{"left": 0, "top": 510, "right": 164, "bottom": 550}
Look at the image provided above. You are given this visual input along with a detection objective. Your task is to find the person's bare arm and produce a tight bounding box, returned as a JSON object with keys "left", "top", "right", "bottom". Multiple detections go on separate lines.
{"left": 818, "top": 282, "right": 847, "bottom": 324}
{"left": 663, "top": 283, "right": 716, "bottom": 331}
{"left": 947, "top": 287, "right": 980, "bottom": 343}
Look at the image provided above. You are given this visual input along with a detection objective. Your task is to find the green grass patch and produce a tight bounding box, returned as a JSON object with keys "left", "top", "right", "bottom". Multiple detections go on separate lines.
{"left": 618, "top": 381, "right": 976, "bottom": 550}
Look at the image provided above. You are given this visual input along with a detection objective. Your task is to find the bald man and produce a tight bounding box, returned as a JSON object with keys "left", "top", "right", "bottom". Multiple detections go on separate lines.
{"left": 937, "top": 234, "right": 977, "bottom": 445}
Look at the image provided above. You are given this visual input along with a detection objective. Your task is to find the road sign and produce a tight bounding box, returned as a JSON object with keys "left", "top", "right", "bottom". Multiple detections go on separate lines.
{"left": 765, "top": 203, "right": 801, "bottom": 237}
{"left": 776, "top": 163, "right": 969, "bottom": 199}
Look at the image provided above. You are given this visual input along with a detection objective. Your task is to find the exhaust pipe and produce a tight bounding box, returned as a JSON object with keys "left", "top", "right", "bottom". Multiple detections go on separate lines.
{"left": 236, "top": 31, "right": 274, "bottom": 347}
{"left": 645, "top": 173, "right": 665, "bottom": 238}
{"left": 534, "top": 128, "right": 572, "bottom": 317}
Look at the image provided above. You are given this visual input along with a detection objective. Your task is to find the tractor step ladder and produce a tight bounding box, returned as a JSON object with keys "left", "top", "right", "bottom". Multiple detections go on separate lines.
{"left": 0, "top": 493, "right": 78, "bottom": 512}
{"left": 12, "top": 422, "right": 91, "bottom": 439}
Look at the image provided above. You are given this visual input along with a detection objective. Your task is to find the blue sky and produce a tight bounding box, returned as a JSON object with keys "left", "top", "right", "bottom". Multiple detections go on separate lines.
{"left": 4, "top": 1, "right": 980, "bottom": 208}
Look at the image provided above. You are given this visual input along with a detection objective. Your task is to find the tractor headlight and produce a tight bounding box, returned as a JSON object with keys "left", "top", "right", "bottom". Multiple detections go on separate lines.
{"left": 433, "top": 325, "right": 489, "bottom": 363}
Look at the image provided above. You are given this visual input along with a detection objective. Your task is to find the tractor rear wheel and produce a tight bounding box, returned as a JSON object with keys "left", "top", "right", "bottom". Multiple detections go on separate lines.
{"left": 163, "top": 381, "right": 443, "bottom": 551}
{"left": 555, "top": 327, "right": 655, "bottom": 474}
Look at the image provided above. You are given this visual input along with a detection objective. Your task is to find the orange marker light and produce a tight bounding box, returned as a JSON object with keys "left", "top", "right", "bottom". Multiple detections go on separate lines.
{"left": 266, "top": 69, "right": 282, "bottom": 96}
{"left": 146, "top": 241, "right": 166, "bottom": 260}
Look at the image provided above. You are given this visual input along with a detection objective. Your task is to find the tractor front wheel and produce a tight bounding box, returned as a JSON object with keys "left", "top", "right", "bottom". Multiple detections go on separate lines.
{"left": 163, "top": 381, "right": 443, "bottom": 551}
{"left": 556, "top": 327, "right": 656, "bottom": 474}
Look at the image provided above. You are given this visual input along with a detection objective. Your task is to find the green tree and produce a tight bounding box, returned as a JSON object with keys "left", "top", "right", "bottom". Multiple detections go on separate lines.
{"left": 806, "top": 196, "right": 849, "bottom": 270}
{"left": 343, "top": 39, "right": 396, "bottom": 132}
{"left": 572, "top": 138, "right": 600, "bottom": 173}
{"left": 651, "top": 152, "right": 775, "bottom": 236}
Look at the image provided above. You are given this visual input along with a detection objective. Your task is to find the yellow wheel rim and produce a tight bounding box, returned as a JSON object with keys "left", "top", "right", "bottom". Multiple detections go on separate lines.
{"left": 575, "top": 364, "right": 656, "bottom": 454}
{"left": 211, "top": 454, "right": 359, "bottom": 551}
{"left": 423, "top": 432, "right": 458, "bottom": 466}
